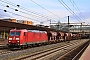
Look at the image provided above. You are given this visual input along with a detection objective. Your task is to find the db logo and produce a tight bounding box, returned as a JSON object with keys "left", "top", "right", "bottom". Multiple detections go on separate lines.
{"left": 13, "top": 36, "right": 15, "bottom": 40}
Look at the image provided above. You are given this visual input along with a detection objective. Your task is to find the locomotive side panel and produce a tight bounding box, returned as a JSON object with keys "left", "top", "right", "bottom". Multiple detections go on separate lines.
{"left": 40, "top": 32, "right": 48, "bottom": 42}
{"left": 26, "top": 32, "right": 48, "bottom": 44}
{"left": 24, "top": 32, "right": 34, "bottom": 44}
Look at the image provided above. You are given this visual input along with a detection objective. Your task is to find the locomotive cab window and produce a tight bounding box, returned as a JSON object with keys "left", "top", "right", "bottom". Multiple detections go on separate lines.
{"left": 9, "top": 31, "right": 20, "bottom": 36}
{"left": 16, "top": 32, "right": 20, "bottom": 36}
{"left": 10, "top": 32, "right": 15, "bottom": 36}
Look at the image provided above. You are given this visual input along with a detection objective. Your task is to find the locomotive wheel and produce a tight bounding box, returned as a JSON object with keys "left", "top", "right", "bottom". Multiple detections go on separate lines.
{"left": 20, "top": 45, "right": 25, "bottom": 49}
{"left": 28, "top": 44, "right": 32, "bottom": 48}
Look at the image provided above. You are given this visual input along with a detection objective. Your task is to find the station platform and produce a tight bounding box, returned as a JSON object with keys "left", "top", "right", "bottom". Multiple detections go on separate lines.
{"left": 79, "top": 44, "right": 90, "bottom": 60}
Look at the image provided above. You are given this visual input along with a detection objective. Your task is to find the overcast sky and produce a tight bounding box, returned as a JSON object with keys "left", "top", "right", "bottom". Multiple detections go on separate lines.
{"left": 0, "top": 0, "right": 90, "bottom": 25}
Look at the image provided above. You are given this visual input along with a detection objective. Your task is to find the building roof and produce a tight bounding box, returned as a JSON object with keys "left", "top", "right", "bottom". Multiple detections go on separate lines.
{"left": 0, "top": 19, "right": 57, "bottom": 32}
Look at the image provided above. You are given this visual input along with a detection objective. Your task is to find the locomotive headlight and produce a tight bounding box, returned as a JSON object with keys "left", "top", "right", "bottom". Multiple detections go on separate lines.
{"left": 9, "top": 41, "right": 11, "bottom": 42}
{"left": 16, "top": 38, "right": 19, "bottom": 40}
{"left": 9, "top": 38, "right": 12, "bottom": 40}
{"left": 17, "top": 41, "right": 19, "bottom": 42}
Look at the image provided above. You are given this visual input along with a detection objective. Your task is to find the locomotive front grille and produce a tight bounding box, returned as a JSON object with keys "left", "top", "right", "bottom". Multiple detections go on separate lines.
{"left": 8, "top": 43, "right": 20, "bottom": 48}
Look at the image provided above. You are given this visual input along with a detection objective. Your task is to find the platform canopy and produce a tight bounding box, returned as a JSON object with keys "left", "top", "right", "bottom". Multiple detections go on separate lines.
{"left": 0, "top": 19, "right": 59, "bottom": 32}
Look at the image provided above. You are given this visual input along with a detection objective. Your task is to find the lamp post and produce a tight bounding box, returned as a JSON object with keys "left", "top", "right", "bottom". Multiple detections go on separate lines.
{"left": 68, "top": 16, "right": 70, "bottom": 42}
{"left": 47, "top": 19, "right": 51, "bottom": 28}
{"left": 67, "top": 16, "right": 70, "bottom": 34}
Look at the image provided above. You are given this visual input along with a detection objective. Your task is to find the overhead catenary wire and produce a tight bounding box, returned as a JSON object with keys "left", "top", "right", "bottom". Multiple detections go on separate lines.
{"left": 58, "top": 0, "right": 79, "bottom": 21}
{"left": 0, "top": 0, "right": 58, "bottom": 22}
{"left": 0, "top": 0, "right": 42, "bottom": 17}
{"left": 0, "top": 8, "right": 56, "bottom": 24}
{"left": 70, "top": 0, "right": 85, "bottom": 20}
{"left": 0, "top": 13, "right": 21, "bottom": 20}
{"left": 0, "top": 4, "right": 40, "bottom": 22}
{"left": 0, "top": 9, "right": 18, "bottom": 19}
{"left": 0, "top": 4, "right": 56, "bottom": 23}
{"left": 61, "top": 0, "right": 82, "bottom": 21}
{"left": 3, "top": 9, "right": 39, "bottom": 22}
{"left": 58, "top": 0, "right": 83, "bottom": 22}
{"left": 30, "top": 0, "right": 61, "bottom": 22}
{"left": 0, "top": 1, "right": 48, "bottom": 20}
{"left": 0, "top": 3, "right": 43, "bottom": 19}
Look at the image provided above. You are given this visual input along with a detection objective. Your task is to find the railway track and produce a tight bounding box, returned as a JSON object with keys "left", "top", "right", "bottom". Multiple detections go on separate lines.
{"left": 0, "top": 44, "right": 7, "bottom": 50}
{"left": 0, "top": 50, "right": 12, "bottom": 55}
{"left": 0, "top": 40, "right": 68, "bottom": 60}
{"left": 0, "top": 39, "right": 89, "bottom": 60}
{"left": 16, "top": 39, "right": 89, "bottom": 60}
{"left": 57, "top": 39, "right": 90, "bottom": 60}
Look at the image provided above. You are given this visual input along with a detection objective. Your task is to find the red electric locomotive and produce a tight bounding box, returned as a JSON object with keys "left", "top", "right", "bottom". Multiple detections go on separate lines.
{"left": 8, "top": 29, "right": 48, "bottom": 48}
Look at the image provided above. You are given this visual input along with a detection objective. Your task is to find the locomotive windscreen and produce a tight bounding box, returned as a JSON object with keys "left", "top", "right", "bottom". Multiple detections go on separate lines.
{"left": 10, "top": 31, "right": 21, "bottom": 36}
